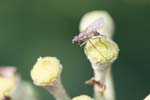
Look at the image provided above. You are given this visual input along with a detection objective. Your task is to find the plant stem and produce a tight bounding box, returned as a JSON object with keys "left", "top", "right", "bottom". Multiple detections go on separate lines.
{"left": 91, "top": 62, "right": 115, "bottom": 100}
{"left": 104, "top": 67, "right": 115, "bottom": 100}
{"left": 45, "top": 79, "right": 71, "bottom": 100}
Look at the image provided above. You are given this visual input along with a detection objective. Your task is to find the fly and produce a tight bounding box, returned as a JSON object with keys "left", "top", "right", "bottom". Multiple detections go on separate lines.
{"left": 72, "top": 17, "right": 104, "bottom": 45}
{"left": 72, "top": 17, "right": 106, "bottom": 57}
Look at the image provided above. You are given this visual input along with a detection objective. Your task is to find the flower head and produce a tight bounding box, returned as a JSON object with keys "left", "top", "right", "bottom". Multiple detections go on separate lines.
{"left": 31, "top": 57, "right": 62, "bottom": 86}
{"left": 72, "top": 95, "right": 93, "bottom": 100}
{"left": 0, "top": 75, "right": 16, "bottom": 100}
{"left": 84, "top": 36, "right": 119, "bottom": 63}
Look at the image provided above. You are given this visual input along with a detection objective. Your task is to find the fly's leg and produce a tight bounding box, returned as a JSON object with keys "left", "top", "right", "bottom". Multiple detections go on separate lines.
{"left": 80, "top": 41, "right": 86, "bottom": 47}
{"left": 91, "top": 36, "right": 108, "bottom": 49}
{"left": 87, "top": 37, "right": 105, "bottom": 58}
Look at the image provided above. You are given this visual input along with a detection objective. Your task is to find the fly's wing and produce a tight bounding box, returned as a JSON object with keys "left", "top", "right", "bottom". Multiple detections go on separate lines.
{"left": 86, "top": 17, "right": 104, "bottom": 34}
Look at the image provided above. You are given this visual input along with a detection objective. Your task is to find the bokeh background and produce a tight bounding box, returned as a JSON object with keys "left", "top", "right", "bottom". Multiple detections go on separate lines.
{"left": 0, "top": 0, "right": 150, "bottom": 100}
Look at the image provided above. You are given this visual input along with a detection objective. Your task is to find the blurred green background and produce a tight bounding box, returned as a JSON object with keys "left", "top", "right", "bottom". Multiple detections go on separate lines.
{"left": 0, "top": 0, "right": 150, "bottom": 100}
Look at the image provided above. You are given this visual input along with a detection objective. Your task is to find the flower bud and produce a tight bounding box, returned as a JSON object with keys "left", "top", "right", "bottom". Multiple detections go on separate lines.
{"left": 0, "top": 76, "right": 16, "bottom": 100}
{"left": 31, "top": 57, "right": 62, "bottom": 86}
{"left": 72, "top": 95, "right": 93, "bottom": 100}
{"left": 84, "top": 36, "right": 119, "bottom": 63}
{"left": 144, "top": 94, "right": 150, "bottom": 100}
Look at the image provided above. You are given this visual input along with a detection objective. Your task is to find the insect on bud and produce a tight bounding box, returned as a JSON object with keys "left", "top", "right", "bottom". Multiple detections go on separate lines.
{"left": 79, "top": 10, "right": 115, "bottom": 38}
{"left": 72, "top": 95, "right": 93, "bottom": 100}
{"left": 31, "top": 57, "right": 62, "bottom": 86}
{"left": 84, "top": 36, "right": 119, "bottom": 64}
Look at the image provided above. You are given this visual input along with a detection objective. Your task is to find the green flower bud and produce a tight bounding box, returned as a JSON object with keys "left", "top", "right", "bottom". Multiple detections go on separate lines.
{"left": 84, "top": 36, "right": 119, "bottom": 63}
{"left": 31, "top": 57, "right": 62, "bottom": 86}
{"left": 0, "top": 76, "right": 16, "bottom": 100}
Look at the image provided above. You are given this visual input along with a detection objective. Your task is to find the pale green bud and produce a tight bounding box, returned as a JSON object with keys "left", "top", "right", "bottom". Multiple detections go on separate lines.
{"left": 84, "top": 36, "right": 119, "bottom": 63}
{"left": 72, "top": 95, "right": 93, "bottom": 100}
{"left": 0, "top": 76, "right": 16, "bottom": 100}
{"left": 31, "top": 57, "right": 62, "bottom": 86}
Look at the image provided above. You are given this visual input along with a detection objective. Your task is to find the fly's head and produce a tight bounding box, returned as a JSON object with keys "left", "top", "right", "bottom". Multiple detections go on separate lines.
{"left": 72, "top": 35, "right": 81, "bottom": 45}
{"left": 72, "top": 32, "right": 87, "bottom": 45}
